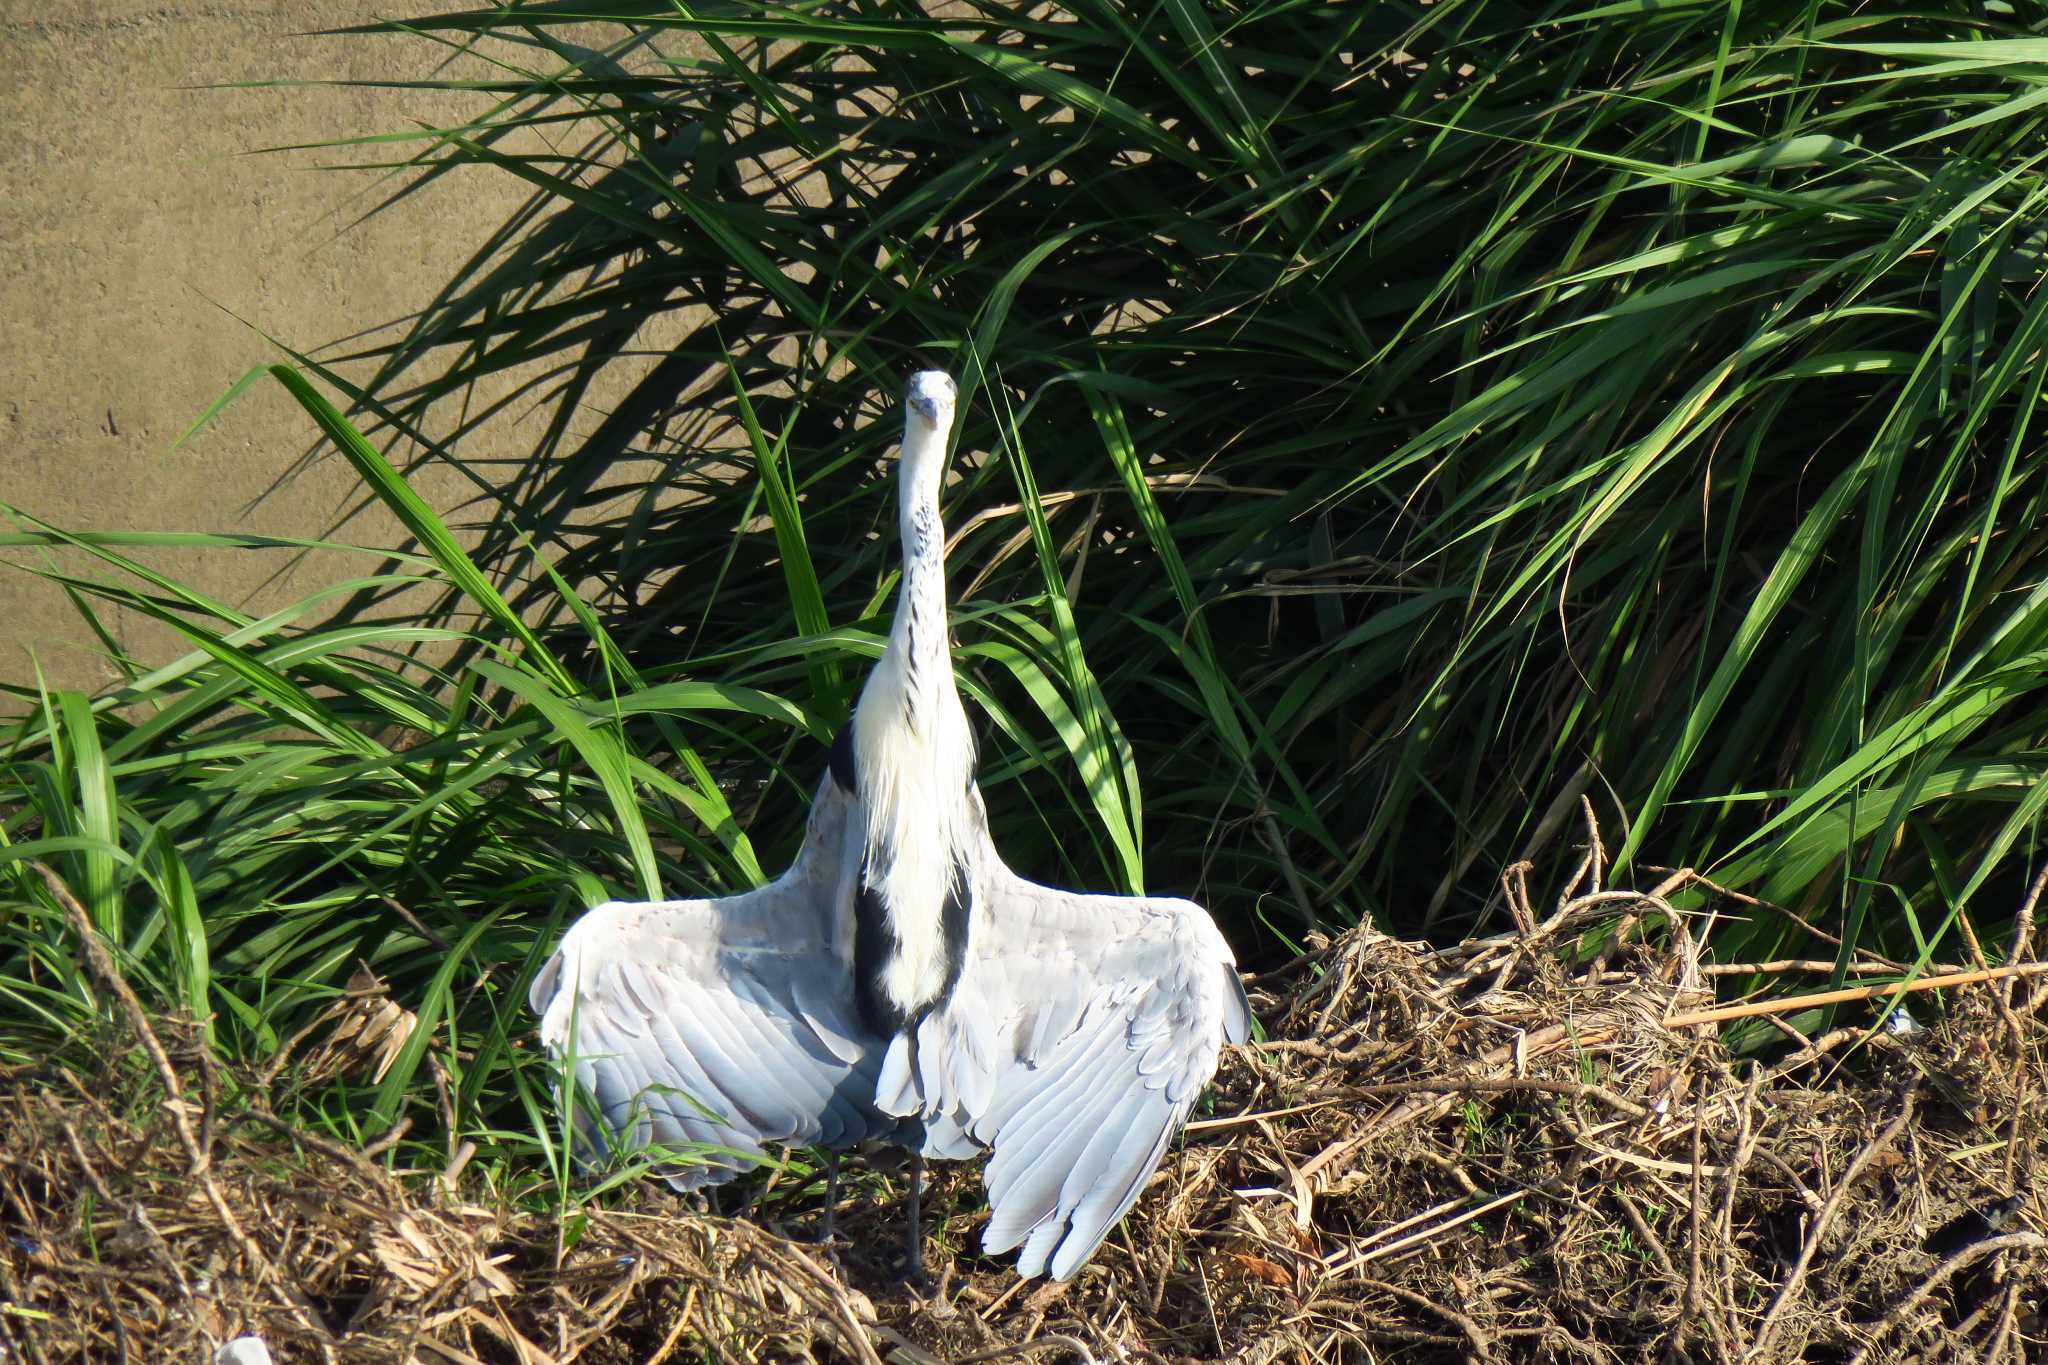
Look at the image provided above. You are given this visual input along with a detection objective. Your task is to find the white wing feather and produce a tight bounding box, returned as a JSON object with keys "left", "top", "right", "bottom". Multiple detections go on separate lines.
{"left": 529, "top": 778, "right": 904, "bottom": 1185}
{"left": 881, "top": 824, "right": 1250, "bottom": 1279}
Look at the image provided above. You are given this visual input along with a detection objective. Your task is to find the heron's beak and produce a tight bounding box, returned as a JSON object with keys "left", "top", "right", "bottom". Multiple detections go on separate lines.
{"left": 909, "top": 392, "right": 943, "bottom": 424}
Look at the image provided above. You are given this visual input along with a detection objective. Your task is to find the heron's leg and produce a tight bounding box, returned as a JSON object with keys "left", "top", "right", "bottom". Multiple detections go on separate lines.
{"left": 900, "top": 1152, "right": 928, "bottom": 1288}
{"left": 819, "top": 1151, "right": 842, "bottom": 1245}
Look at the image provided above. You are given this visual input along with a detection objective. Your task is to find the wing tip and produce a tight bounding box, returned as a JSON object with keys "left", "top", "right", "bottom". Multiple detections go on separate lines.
{"left": 529, "top": 948, "right": 564, "bottom": 1017}
{"left": 530, "top": 898, "right": 640, "bottom": 1023}
{"left": 1223, "top": 966, "right": 1253, "bottom": 1046}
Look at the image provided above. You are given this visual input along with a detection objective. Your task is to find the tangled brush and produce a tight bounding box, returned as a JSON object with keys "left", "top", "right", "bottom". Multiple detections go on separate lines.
{"left": 1, "top": 819, "right": 2042, "bottom": 1364}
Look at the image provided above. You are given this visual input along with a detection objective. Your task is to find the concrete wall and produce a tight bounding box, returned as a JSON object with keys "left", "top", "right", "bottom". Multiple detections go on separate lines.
{"left": 0, "top": 3, "right": 579, "bottom": 699}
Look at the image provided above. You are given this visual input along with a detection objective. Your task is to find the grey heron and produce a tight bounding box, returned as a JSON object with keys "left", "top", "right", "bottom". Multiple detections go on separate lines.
{"left": 530, "top": 369, "right": 1249, "bottom": 1282}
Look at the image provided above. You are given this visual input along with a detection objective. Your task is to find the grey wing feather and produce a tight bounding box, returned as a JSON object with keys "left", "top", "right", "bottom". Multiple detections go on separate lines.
{"left": 889, "top": 829, "right": 1249, "bottom": 1280}
{"left": 529, "top": 779, "right": 902, "bottom": 1186}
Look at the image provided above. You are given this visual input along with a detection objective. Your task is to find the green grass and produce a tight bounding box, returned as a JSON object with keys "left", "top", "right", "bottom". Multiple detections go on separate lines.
{"left": 8, "top": 0, "right": 2048, "bottom": 1165}
{"left": 302, "top": 0, "right": 2048, "bottom": 950}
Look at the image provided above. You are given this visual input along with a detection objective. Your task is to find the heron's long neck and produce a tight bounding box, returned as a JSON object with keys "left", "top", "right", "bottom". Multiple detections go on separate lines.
{"left": 893, "top": 477, "right": 954, "bottom": 722}
{"left": 850, "top": 423, "right": 978, "bottom": 1031}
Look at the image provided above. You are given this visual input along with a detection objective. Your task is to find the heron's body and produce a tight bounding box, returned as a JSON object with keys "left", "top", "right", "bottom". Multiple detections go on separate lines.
{"left": 531, "top": 370, "right": 1248, "bottom": 1282}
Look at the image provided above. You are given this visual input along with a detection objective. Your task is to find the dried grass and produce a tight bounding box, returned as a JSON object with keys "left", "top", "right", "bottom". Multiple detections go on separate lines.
{"left": 2, "top": 820, "right": 2043, "bottom": 1363}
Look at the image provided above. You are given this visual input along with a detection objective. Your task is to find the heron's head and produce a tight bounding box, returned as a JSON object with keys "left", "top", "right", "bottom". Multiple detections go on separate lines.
{"left": 904, "top": 370, "right": 957, "bottom": 431}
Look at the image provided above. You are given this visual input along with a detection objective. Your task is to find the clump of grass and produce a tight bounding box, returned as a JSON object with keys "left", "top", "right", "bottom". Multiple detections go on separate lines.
{"left": 249, "top": 0, "right": 2048, "bottom": 981}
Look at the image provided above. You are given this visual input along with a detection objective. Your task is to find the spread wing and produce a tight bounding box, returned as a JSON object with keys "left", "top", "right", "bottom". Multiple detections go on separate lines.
{"left": 529, "top": 777, "right": 902, "bottom": 1186}
{"left": 877, "top": 831, "right": 1250, "bottom": 1280}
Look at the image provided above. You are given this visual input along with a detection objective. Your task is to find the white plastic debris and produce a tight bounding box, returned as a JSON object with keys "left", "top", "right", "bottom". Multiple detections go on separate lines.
{"left": 214, "top": 1338, "right": 274, "bottom": 1365}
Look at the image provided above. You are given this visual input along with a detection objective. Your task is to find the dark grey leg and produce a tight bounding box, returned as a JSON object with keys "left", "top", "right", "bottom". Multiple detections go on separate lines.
{"left": 820, "top": 1151, "right": 841, "bottom": 1245}
{"left": 901, "top": 1152, "right": 928, "bottom": 1288}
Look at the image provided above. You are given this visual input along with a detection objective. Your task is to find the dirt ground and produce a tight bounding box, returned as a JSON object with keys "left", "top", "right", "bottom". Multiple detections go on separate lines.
{"left": 0, "top": 4, "right": 701, "bottom": 705}
{"left": 2, "top": 827, "right": 2042, "bottom": 1364}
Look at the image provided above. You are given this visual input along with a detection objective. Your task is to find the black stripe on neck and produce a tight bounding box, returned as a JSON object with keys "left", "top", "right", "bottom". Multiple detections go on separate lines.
{"left": 828, "top": 717, "right": 858, "bottom": 794}
{"left": 852, "top": 856, "right": 972, "bottom": 1038}
{"left": 940, "top": 858, "right": 971, "bottom": 998}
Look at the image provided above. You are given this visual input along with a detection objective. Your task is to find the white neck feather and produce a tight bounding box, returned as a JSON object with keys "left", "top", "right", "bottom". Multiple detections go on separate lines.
{"left": 854, "top": 383, "right": 977, "bottom": 1015}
